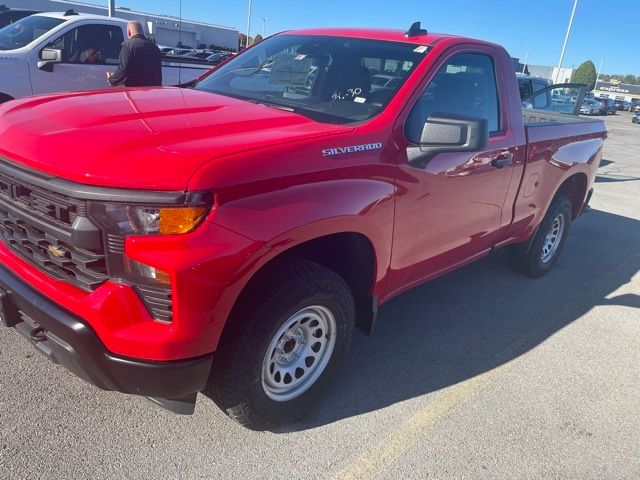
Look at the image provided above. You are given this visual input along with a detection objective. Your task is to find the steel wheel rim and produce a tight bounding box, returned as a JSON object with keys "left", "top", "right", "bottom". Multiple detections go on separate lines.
{"left": 541, "top": 214, "right": 565, "bottom": 263}
{"left": 261, "top": 305, "right": 337, "bottom": 402}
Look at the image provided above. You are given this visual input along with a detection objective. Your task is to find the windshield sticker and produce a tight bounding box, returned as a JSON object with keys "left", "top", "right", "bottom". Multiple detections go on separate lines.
{"left": 354, "top": 97, "right": 366, "bottom": 104}
{"left": 413, "top": 45, "right": 429, "bottom": 53}
{"left": 322, "top": 143, "right": 383, "bottom": 157}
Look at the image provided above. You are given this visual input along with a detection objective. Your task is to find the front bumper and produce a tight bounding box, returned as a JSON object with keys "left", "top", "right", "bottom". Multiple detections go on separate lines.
{"left": 0, "top": 263, "right": 213, "bottom": 399}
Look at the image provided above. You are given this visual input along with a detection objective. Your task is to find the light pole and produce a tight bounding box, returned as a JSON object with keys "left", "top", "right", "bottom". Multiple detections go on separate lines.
{"left": 245, "top": 0, "right": 252, "bottom": 49}
{"left": 108, "top": 0, "right": 115, "bottom": 17}
{"left": 554, "top": 0, "right": 578, "bottom": 83}
{"left": 262, "top": 18, "right": 267, "bottom": 37}
{"left": 595, "top": 58, "right": 604, "bottom": 90}
{"left": 522, "top": 53, "right": 529, "bottom": 75}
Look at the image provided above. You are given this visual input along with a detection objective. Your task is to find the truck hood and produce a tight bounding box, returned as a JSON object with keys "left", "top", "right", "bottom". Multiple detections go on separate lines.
{"left": 0, "top": 87, "right": 350, "bottom": 190}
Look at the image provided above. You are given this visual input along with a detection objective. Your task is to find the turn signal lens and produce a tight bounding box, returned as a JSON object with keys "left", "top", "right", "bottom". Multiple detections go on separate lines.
{"left": 159, "top": 206, "right": 208, "bottom": 235}
{"left": 124, "top": 257, "right": 171, "bottom": 285}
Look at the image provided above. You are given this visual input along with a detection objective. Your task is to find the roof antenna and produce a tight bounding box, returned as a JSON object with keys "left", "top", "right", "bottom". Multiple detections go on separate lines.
{"left": 405, "top": 21, "right": 428, "bottom": 37}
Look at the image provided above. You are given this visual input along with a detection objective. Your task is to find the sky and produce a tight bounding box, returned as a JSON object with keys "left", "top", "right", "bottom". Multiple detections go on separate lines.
{"left": 81, "top": 0, "right": 637, "bottom": 75}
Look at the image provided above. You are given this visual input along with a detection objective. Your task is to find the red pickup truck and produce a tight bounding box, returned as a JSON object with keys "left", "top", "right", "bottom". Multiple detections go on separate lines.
{"left": 0, "top": 23, "right": 606, "bottom": 430}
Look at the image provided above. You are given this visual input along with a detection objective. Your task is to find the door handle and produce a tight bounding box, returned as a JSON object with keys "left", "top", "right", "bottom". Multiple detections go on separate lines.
{"left": 491, "top": 154, "right": 513, "bottom": 169}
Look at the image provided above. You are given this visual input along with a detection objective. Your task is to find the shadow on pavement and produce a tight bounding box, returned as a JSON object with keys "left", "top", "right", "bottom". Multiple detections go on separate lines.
{"left": 281, "top": 208, "right": 640, "bottom": 431}
{"left": 595, "top": 175, "right": 639, "bottom": 183}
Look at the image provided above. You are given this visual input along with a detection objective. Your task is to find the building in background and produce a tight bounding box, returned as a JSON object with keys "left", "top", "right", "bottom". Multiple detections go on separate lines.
{"left": 526, "top": 64, "right": 574, "bottom": 83}
{"left": 593, "top": 80, "right": 640, "bottom": 102}
{"left": 3, "top": 0, "right": 238, "bottom": 50}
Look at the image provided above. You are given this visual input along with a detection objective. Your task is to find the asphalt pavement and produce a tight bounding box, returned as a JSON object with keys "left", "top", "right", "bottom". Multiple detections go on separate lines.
{"left": 1, "top": 112, "right": 639, "bottom": 479}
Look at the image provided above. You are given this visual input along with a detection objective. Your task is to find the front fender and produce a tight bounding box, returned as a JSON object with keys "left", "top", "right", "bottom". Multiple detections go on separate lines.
{"left": 213, "top": 176, "right": 396, "bottom": 292}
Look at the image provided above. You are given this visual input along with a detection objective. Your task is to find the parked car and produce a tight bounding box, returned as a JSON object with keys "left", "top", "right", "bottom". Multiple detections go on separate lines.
{"left": 165, "top": 48, "right": 195, "bottom": 56}
{"left": 597, "top": 98, "right": 616, "bottom": 115}
{"left": 630, "top": 101, "right": 640, "bottom": 113}
{"left": 0, "top": 12, "right": 212, "bottom": 103}
{"left": 0, "top": 22, "right": 606, "bottom": 430}
{"left": 181, "top": 50, "right": 215, "bottom": 60}
{"left": 613, "top": 100, "right": 626, "bottom": 111}
{"left": 0, "top": 6, "right": 39, "bottom": 28}
{"left": 205, "top": 51, "right": 233, "bottom": 65}
{"left": 580, "top": 99, "right": 601, "bottom": 115}
{"left": 633, "top": 111, "right": 640, "bottom": 123}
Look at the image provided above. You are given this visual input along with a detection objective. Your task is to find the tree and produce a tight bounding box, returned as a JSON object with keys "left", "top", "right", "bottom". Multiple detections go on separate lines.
{"left": 253, "top": 34, "right": 263, "bottom": 44}
{"left": 622, "top": 74, "right": 638, "bottom": 85}
{"left": 198, "top": 43, "right": 207, "bottom": 50}
{"left": 570, "top": 60, "right": 597, "bottom": 91}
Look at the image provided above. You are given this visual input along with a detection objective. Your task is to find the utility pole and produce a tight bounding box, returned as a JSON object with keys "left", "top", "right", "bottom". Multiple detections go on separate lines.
{"left": 595, "top": 58, "right": 604, "bottom": 89}
{"left": 108, "top": 0, "right": 115, "bottom": 17}
{"left": 245, "top": 0, "right": 252, "bottom": 49}
{"left": 554, "top": 0, "right": 578, "bottom": 83}
{"left": 522, "top": 53, "right": 529, "bottom": 75}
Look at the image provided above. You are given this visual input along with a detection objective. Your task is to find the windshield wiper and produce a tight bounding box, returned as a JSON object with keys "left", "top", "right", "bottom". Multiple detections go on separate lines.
{"left": 256, "top": 100, "right": 295, "bottom": 112}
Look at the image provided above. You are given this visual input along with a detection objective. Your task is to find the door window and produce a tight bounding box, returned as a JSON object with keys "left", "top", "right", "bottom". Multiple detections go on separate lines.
{"left": 405, "top": 52, "right": 500, "bottom": 143}
{"left": 518, "top": 79, "right": 532, "bottom": 100}
{"left": 49, "top": 24, "right": 124, "bottom": 65}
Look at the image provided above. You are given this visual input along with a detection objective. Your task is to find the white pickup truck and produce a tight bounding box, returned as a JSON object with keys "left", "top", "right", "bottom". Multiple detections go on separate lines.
{"left": 0, "top": 10, "right": 212, "bottom": 103}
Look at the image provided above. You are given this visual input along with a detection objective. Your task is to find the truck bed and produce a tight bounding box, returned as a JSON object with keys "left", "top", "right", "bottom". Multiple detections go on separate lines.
{"left": 522, "top": 109, "right": 602, "bottom": 126}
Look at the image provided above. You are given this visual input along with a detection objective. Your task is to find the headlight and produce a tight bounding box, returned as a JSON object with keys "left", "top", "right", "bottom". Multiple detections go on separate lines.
{"left": 86, "top": 191, "right": 213, "bottom": 288}
{"left": 88, "top": 203, "right": 210, "bottom": 237}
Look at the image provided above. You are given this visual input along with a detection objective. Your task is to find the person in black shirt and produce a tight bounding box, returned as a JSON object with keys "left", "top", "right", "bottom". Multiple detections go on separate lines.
{"left": 107, "top": 21, "right": 162, "bottom": 87}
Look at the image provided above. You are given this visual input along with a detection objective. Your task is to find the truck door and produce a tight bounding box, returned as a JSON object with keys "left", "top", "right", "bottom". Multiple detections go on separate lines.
{"left": 521, "top": 83, "right": 587, "bottom": 115}
{"left": 28, "top": 22, "right": 125, "bottom": 95}
{"left": 388, "top": 47, "right": 520, "bottom": 292}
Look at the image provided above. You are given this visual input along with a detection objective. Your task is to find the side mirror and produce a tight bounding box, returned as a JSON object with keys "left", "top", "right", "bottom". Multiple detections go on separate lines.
{"left": 38, "top": 48, "right": 62, "bottom": 72}
{"left": 407, "top": 113, "right": 489, "bottom": 168}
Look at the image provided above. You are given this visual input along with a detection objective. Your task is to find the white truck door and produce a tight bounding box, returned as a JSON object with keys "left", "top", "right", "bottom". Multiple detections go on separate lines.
{"left": 28, "top": 21, "right": 125, "bottom": 95}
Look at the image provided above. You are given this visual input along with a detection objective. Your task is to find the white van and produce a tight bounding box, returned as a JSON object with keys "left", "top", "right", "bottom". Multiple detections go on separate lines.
{"left": 0, "top": 11, "right": 211, "bottom": 103}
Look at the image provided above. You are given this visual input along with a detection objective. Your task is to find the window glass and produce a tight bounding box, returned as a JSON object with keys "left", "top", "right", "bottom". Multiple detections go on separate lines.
{"left": 518, "top": 80, "right": 532, "bottom": 100}
{"left": 50, "top": 24, "right": 124, "bottom": 65}
{"left": 405, "top": 52, "right": 500, "bottom": 143}
{"left": 0, "top": 15, "right": 64, "bottom": 50}
{"left": 532, "top": 81, "right": 548, "bottom": 108}
{"left": 196, "top": 34, "right": 427, "bottom": 124}
{"left": 524, "top": 84, "right": 582, "bottom": 114}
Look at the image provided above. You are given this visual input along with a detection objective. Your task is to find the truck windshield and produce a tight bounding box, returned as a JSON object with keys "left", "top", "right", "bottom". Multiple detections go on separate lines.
{"left": 0, "top": 15, "right": 65, "bottom": 51}
{"left": 195, "top": 34, "right": 428, "bottom": 124}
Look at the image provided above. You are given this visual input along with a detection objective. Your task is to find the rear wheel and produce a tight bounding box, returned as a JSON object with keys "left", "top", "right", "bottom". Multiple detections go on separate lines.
{"left": 509, "top": 195, "right": 572, "bottom": 277}
{"left": 206, "top": 258, "right": 355, "bottom": 430}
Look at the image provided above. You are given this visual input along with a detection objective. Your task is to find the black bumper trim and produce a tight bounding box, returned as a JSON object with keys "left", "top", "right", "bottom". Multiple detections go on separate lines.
{"left": 0, "top": 263, "right": 213, "bottom": 398}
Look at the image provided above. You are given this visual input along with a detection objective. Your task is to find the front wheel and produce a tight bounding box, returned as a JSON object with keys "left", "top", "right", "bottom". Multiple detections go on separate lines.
{"left": 509, "top": 195, "right": 572, "bottom": 277}
{"left": 206, "top": 258, "right": 355, "bottom": 430}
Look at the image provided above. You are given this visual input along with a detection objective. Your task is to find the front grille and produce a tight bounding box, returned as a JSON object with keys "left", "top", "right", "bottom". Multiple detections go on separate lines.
{"left": 0, "top": 170, "right": 85, "bottom": 227}
{"left": 0, "top": 161, "right": 174, "bottom": 321}
{"left": 0, "top": 168, "right": 107, "bottom": 292}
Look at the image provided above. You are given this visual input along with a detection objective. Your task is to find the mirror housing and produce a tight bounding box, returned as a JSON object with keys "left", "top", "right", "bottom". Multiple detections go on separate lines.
{"left": 38, "top": 48, "right": 62, "bottom": 72}
{"left": 407, "top": 113, "right": 489, "bottom": 167}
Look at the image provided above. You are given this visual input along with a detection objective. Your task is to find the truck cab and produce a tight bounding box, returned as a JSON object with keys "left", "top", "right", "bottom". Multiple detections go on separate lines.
{"left": 0, "top": 11, "right": 210, "bottom": 103}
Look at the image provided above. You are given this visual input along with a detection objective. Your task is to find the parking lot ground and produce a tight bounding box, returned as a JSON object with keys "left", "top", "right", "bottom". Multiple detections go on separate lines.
{"left": 1, "top": 112, "right": 639, "bottom": 480}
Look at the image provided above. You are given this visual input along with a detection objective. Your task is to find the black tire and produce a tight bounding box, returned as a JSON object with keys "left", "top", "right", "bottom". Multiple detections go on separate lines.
{"left": 206, "top": 258, "right": 355, "bottom": 430}
{"left": 509, "top": 195, "right": 572, "bottom": 278}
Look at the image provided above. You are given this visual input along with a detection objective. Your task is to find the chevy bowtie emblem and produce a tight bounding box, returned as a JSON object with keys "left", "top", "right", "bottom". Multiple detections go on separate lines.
{"left": 48, "top": 245, "right": 67, "bottom": 258}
